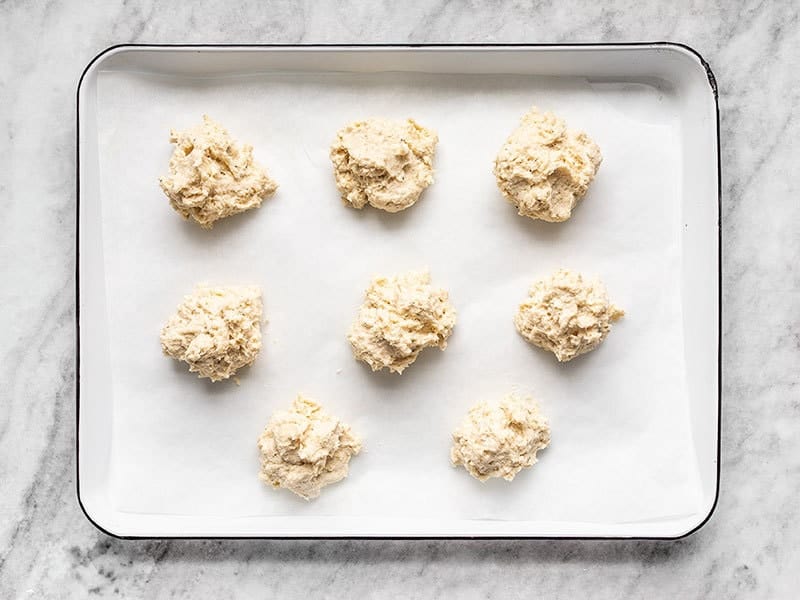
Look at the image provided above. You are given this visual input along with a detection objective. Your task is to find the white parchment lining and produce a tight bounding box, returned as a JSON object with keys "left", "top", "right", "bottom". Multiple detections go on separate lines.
{"left": 95, "top": 70, "right": 703, "bottom": 524}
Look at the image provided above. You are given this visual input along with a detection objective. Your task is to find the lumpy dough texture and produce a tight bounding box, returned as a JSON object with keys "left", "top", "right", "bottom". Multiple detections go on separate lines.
{"left": 160, "top": 285, "right": 262, "bottom": 382}
{"left": 330, "top": 118, "right": 438, "bottom": 212}
{"left": 493, "top": 107, "right": 602, "bottom": 222}
{"left": 348, "top": 270, "right": 456, "bottom": 374}
{"left": 159, "top": 115, "right": 278, "bottom": 228}
{"left": 514, "top": 269, "right": 624, "bottom": 362}
{"left": 257, "top": 395, "right": 361, "bottom": 500}
{"left": 450, "top": 395, "right": 551, "bottom": 482}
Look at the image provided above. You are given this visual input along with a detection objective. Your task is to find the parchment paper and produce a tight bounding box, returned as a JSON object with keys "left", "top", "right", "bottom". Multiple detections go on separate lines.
{"left": 96, "top": 69, "right": 703, "bottom": 523}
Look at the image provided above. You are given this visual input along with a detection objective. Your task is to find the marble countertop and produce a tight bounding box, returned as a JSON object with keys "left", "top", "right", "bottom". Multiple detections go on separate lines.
{"left": 1, "top": 0, "right": 797, "bottom": 597}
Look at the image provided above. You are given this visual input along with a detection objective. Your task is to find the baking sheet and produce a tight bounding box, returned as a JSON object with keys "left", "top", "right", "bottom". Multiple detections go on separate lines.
{"left": 95, "top": 69, "right": 704, "bottom": 523}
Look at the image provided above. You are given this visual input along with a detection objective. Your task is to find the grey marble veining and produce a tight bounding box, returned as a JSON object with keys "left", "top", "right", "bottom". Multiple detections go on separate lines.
{"left": 0, "top": 0, "right": 798, "bottom": 598}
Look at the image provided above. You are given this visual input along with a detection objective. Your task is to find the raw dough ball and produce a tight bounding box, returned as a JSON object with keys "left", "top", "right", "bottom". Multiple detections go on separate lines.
{"left": 451, "top": 394, "right": 550, "bottom": 482}
{"left": 514, "top": 269, "right": 624, "bottom": 362}
{"left": 160, "top": 285, "right": 262, "bottom": 382}
{"left": 330, "top": 118, "right": 438, "bottom": 212}
{"left": 159, "top": 115, "right": 278, "bottom": 228}
{"left": 348, "top": 269, "right": 456, "bottom": 374}
{"left": 257, "top": 395, "right": 361, "bottom": 500}
{"left": 493, "top": 107, "right": 602, "bottom": 222}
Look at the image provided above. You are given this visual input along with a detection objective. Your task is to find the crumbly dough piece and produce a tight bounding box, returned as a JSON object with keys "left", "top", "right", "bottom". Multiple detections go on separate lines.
{"left": 257, "top": 395, "right": 361, "bottom": 500}
{"left": 160, "top": 285, "right": 262, "bottom": 382}
{"left": 493, "top": 107, "right": 602, "bottom": 222}
{"left": 330, "top": 118, "right": 438, "bottom": 212}
{"left": 515, "top": 269, "right": 624, "bottom": 362}
{"left": 159, "top": 115, "right": 278, "bottom": 228}
{"left": 451, "top": 394, "right": 550, "bottom": 482}
{"left": 348, "top": 269, "right": 456, "bottom": 374}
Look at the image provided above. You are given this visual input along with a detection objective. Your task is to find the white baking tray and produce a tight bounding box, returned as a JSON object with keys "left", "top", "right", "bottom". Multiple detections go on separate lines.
{"left": 77, "top": 44, "right": 720, "bottom": 539}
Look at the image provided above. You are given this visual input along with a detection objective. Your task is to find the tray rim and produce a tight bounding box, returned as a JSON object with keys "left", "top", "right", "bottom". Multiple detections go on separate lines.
{"left": 75, "top": 41, "right": 721, "bottom": 541}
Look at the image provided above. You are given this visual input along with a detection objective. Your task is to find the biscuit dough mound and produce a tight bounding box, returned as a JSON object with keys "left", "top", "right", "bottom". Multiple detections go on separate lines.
{"left": 160, "top": 285, "right": 262, "bottom": 382}
{"left": 330, "top": 118, "right": 438, "bottom": 212}
{"left": 159, "top": 115, "right": 278, "bottom": 228}
{"left": 257, "top": 395, "right": 362, "bottom": 500}
{"left": 493, "top": 107, "right": 602, "bottom": 222}
{"left": 514, "top": 269, "right": 624, "bottom": 362}
{"left": 451, "top": 394, "right": 551, "bottom": 482}
{"left": 348, "top": 269, "right": 456, "bottom": 374}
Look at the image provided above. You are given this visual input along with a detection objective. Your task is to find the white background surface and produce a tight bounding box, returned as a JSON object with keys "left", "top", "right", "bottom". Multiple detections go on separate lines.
{"left": 2, "top": 0, "right": 798, "bottom": 597}
{"left": 96, "top": 69, "right": 700, "bottom": 525}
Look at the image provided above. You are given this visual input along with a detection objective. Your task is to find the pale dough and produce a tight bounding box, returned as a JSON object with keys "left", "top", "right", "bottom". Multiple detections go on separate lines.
{"left": 159, "top": 115, "right": 278, "bottom": 228}
{"left": 330, "top": 118, "right": 438, "bottom": 212}
{"left": 160, "top": 285, "right": 262, "bottom": 382}
{"left": 514, "top": 269, "right": 624, "bottom": 362}
{"left": 348, "top": 269, "right": 456, "bottom": 374}
{"left": 493, "top": 107, "right": 602, "bottom": 222}
{"left": 257, "top": 395, "right": 361, "bottom": 500}
{"left": 451, "top": 394, "right": 551, "bottom": 482}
